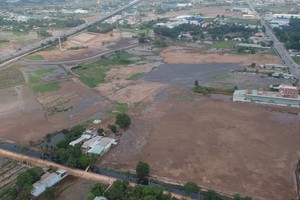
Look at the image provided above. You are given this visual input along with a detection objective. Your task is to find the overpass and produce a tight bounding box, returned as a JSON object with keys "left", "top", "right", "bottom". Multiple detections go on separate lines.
{"left": 0, "top": 0, "right": 143, "bottom": 66}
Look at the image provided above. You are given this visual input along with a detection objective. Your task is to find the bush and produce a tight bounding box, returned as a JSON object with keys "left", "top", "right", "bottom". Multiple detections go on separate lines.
{"left": 97, "top": 128, "right": 104, "bottom": 135}
{"left": 108, "top": 124, "right": 117, "bottom": 133}
{"left": 115, "top": 113, "right": 131, "bottom": 129}
{"left": 183, "top": 182, "right": 200, "bottom": 194}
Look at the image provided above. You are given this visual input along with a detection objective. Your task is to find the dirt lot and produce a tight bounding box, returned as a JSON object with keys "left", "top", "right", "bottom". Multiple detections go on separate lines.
{"left": 37, "top": 176, "right": 96, "bottom": 200}
{"left": 96, "top": 65, "right": 165, "bottom": 105}
{"left": 35, "top": 31, "right": 131, "bottom": 61}
{"left": 142, "top": 7, "right": 243, "bottom": 21}
{"left": 0, "top": 79, "right": 111, "bottom": 144}
{"left": 66, "top": 31, "right": 122, "bottom": 48}
{"left": 161, "top": 46, "right": 282, "bottom": 66}
{"left": 100, "top": 90, "right": 300, "bottom": 200}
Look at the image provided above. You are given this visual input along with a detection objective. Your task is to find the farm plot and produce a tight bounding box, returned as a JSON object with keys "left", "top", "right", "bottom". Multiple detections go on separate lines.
{"left": 19, "top": 65, "right": 69, "bottom": 85}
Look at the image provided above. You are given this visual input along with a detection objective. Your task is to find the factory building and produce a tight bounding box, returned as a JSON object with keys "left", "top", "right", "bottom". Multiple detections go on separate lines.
{"left": 233, "top": 85, "right": 300, "bottom": 107}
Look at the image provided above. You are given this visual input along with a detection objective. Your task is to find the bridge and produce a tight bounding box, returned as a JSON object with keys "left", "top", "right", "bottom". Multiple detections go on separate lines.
{"left": 0, "top": 0, "right": 143, "bottom": 66}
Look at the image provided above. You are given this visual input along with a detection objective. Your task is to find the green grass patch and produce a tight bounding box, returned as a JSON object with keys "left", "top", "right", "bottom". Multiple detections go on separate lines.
{"left": 115, "top": 102, "right": 129, "bottom": 113}
{"left": 29, "top": 75, "right": 41, "bottom": 84}
{"left": 211, "top": 41, "right": 234, "bottom": 48}
{"left": 73, "top": 51, "right": 133, "bottom": 87}
{"left": 73, "top": 66, "right": 110, "bottom": 87}
{"left": 126, "top": 73, "right": 145, "bottom": 80}
{"left": 293, "top": 56, "right": 300, "bottom": 64}
{"left": 34, "top": 68, "right": 55, "bottom": 76}
{"left": 0, "top": 66, "right": 24, "bottom": 89}
{"left": 24, "top": 54, "right": 44, "bottom": 61}
{"left": 32, "top": 82, "right": 60, "bottom": 93}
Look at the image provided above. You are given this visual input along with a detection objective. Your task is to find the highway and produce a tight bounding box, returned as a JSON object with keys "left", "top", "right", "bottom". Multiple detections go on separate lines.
{"left": 247, "top": 1, "right": 300, "bottom": 80}
{"left": 0, "top": 0, "right": 143, "bottom": 65}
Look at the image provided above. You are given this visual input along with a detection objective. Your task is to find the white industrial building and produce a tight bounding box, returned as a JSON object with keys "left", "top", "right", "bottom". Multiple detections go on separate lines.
{"left": 87, "top": 137, "right": 117, "bottom": 155}
{"left": 31, "top": 170, "right": 68, "bottom": 197}
{"left": 69, "top": 128, "right": 97, "bottom": 146}
{"left": 273, "top": 14, "right": 300, "bottom": 18}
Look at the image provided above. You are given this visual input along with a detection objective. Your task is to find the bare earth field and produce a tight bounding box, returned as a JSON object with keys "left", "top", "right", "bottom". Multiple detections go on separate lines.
{"left": 142, "top": 7, "right": 243, "bottom": 21}
{"left": 161, "top": 46, "right": 282, "bottom": 65}
{"left": 0, "top": 79, "right": 111, "bottom": 144}
{"left": 96, "top": 65, "right": 165, "bottom": 104}
{"left": 100, "top": 91, "right": 300, "bottom": 200}
{"left": 34, "top": 31, "right": 131, "bottom": 61}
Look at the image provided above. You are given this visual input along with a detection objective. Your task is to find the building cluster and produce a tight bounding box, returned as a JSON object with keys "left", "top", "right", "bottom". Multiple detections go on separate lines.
{"left": 154, "top": 15, "right": 204, "bottom": 29}
{"left": 69, "top": 127, "right": 117, "bottom": 156}
{"left": 233, "top": 84, "right": 300, "bottom": 107}
{"left": 265, "top": 13, "right": 300, "bottom": 28}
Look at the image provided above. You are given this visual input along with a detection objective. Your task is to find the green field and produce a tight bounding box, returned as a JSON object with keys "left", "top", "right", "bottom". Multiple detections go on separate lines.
{"left": 34, "top": 68, "right": 55, "bottom": 75}
{"left": 293, "top": 57, "right": 300, "bottom": 64}
{"left": 32, "top": 82, "right": 60, "bottom": 93}
{"left": 29, "top": 75, "right": 41, "bottom": 84}
{"left": 211, "top": 41, "right": 234, "bottom": 48}
{"left": 24, "top": 54, "right": 44, "bottom": 61}
{"left": 126, "top": 73, "right": 145, "bottom": 80}
{"left": 73, "top": 51, "right": 133, "bottom": 87}
{"left": 73, "top": 66, "right": 110, "bottom": 87}
{"left": 0, "top": 65, "right": 24, "bottom": 88}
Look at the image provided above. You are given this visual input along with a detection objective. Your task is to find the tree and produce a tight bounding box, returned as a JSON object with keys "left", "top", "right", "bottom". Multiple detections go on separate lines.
{"left": 45, "top": 187, "right": 55, "bottom": 200}
{"left": 194, "top": 80, "right": 199, "bottom": 87}
{"left": 79, "top": 155, "right": 92, "bottom": 169}
{"left": 250, "top": 63, "right": 256, "bottom": 67}
{"left": 183, "top": 182, "right": 200, "bottom": 194}
{"left": 90, "top": 183, "right": 106, "bottom": 196}
{"left": 136, "top": 161, "right": 150, "bottom": 181}
{"left": 97, "top": 128, "right": 104, "bottom": 135}
{"left": 116, "top": 113, "right": 131, "bottom": 129}
{"left": 68, "top": 155, "right": 77, "bottom": 167}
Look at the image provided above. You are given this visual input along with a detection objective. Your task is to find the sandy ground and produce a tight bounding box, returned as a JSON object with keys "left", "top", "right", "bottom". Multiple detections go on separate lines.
{"left": 142, "top": 7, "right": 243, "bottom": 21}
{"left": 100, "top": 90, "right": 300, "bottom": 200}
{"left": 67, "top": 31, "right": 122, "bottom": 47}
{"left": 161, "top": 46, "right": 282, "bottom": 66}
{"left": 96, "top": 65, "right": 165, "bottom": 105}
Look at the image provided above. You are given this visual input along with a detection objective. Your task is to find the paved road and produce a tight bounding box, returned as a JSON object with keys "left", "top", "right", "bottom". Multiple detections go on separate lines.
{"left": 247, "top": 1, "right": 300, "bottom": 79}
{"left": 0, "top": 0, "right": 143, "bottom": 66}
{"left": 20, "top": 43, "right": 139, "bottom": 66}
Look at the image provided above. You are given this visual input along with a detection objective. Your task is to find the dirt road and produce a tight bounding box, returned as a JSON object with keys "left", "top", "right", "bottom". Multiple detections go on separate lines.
{"left": 0, "top": 149, "right": 190, "bottom": 200}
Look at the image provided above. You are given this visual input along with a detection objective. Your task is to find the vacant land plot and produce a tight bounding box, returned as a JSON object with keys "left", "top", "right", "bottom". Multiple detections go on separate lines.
{"left": 20, "top": 65, "right": 69, "bottom": 84}
{"left": 72, "top": 51, "right": 133, "bottom": 87}
{"left": 96, "top": 65, "right": 165, "bottom": 104}
{"left": 142, "top": 7, "right": 243, "bottom": 21}
{"left": 161, "top": 46, "right": 282, "bottom": 65}
{"left": 36, "top": 176, "right": 96, "bottom": 200}
{"left": 211, "top": 41, "right": 234, "bottom": 49}
{"left": 0, "top": 65, "right": 24, "bottom": 89}
{"left": 101, "top": 92, "right": 300, "bottom": 200}
{"left": 225, "top": 17, "right": 260, "bottom": 25}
